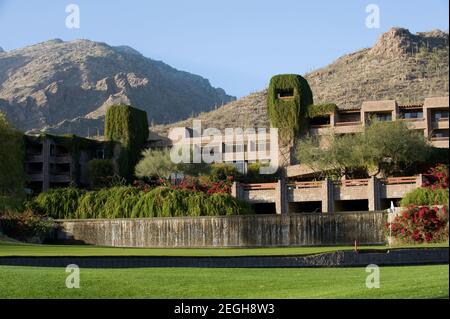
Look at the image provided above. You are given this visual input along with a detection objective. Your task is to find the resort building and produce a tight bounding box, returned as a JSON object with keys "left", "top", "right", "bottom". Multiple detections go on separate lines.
{"left": 309, "top": 96, "right": 449, "bottom": 149}
{"left": 169, "top": 95, "right": 448, "bottom": 214}
{"left": 24, "top": 134, "right": 114, "bottom": 193}
{"left": 168, "top": 96, "right": 449, "bottom": 175}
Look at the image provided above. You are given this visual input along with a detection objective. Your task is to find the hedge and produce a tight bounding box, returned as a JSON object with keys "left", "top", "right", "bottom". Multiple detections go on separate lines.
{"left": 400, "top": 188, "right": 449, "bottom": 207}
{"left": 32, "top": 186, "right": 251, "bottom": 219}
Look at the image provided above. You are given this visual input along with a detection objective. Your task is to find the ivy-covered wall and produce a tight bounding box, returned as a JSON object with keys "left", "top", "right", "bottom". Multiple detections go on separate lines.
{"left": 267, "top": 74, "right": 314, "bottom": 145}
{"left": 104, "top": 104, "right": 149, "bottom": 182}
{"left": 306, "top": 103, "right": 338, "bottom": 119}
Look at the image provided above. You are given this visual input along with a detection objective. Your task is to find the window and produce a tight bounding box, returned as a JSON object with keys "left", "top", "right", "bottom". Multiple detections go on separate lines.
{"left": 401, "top": 111, "right": 423, "bottom": 119}
{"left": 432, "top": 110, "right": 449, "bottom": 121}
{"left": 96, "top": 149, "right": 105, "bottom": 159}
{"left": 276, "top": 88, "right": 294, "bottom": 99}
{"left": 374, "top": 113, "right": 392, "bottom": 122}
{"left": 431, "top": 129, "right": 449, "bottom": 139}
{"left": 310, "top": 116, "right": 331, "bottom": 126}
{"left": 232, "top": 161, "right": 247, "bottom": 174}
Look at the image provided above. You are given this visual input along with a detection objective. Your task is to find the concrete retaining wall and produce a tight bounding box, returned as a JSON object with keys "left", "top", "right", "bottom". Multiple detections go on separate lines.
{"left": 1, "top": 248, "right": 447, "bottom": 268}
{"left": 52, "top": 212, "right": 386, "bottom": 248}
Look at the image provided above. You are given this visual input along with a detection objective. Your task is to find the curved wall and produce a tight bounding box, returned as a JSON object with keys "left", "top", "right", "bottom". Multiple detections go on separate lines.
{"left": 53, "top": 212, "right": 386, "bottom": 248}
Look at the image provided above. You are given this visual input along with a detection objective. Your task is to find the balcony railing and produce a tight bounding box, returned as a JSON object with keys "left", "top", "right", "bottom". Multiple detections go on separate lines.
{"left": 288, "top": 181, "right": 322, "bottom": 189}
{"left": 382, "top": 176, "right": 417, "bottom": 185}
{"left": 335, "top": 179, "right": 369, "bottom": 187}
{"left": 242, "top": 183, "right": 277, "bottom": 191}
{"left": 334, "top": 121, "right": 362, "bottom": 126}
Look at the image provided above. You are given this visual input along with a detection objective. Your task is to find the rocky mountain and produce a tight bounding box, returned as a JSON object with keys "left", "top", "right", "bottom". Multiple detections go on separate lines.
{"left": 154, "top": 27, "right": 449, "bottom": 136}
{"left": 0, "top": 39, "right": 235, "bottom": 135}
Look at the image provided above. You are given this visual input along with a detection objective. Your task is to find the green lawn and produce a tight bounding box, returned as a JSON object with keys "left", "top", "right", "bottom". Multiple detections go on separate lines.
{"left": 0, "top": 240, "right": 447, "bottom": 257}
{"left": 0, "top": 265, "right": 447, "bottom": 298}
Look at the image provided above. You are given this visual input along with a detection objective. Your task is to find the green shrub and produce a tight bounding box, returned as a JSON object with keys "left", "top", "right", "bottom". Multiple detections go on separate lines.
{"left": 88, "top": 159, "right": 115, "bottom": 189}
{"left": 75, "top": 187, "right": 141, "bottom": 219}
{"left": 30, "top": 185, "right": 251, "bottom": 219}
{"left": 0, "top": 195, "right": 24, "bottom": 213}
{"left": 401, "top": 188, "right": 449, "bottom": 207}
{"left": 0, "top": 210, "right": 54, "bottom": 242}
{"left": 204, "top": 192, "right": 251, "bottom": 216}
{"left": 238, "top": 162, "right": 278, "bottom": 183}
{"left": 33, "top": 188, "right": 85, "bottom": 219}
{"left": 208, "top": 163, "right": 240, "bottom": 182}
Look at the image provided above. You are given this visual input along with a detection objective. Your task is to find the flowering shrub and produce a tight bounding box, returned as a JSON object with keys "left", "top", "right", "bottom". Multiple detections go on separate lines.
{"left": 0, "top": 210, "right": 54, "bottom": 242}
{"left": 387, "top": 205, "right": 448, "bottom": 243}
{"left": 423, "top": 164, "right": 448, "bottom": 190}
{"left": 171, "top": 175, "right": 233, "bottom": 194}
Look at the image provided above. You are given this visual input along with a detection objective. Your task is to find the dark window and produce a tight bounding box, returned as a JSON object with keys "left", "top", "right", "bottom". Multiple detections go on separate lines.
{"left": 96, "top": 149, "right": 105, "bottom": 159}
{"left": 401, "top": 110, "right": 423, "bottom": 119}
{"left": 431, "top": 129, "right": 449, "bottom": 139}
{"left": 310, "top": 116, "right": 330, "bottom": 126}
{"left": 276, "top": 88, "right": 294, "bottom": 99}
{"left": 432, "top": 111, "right": 449, "bottom": 121}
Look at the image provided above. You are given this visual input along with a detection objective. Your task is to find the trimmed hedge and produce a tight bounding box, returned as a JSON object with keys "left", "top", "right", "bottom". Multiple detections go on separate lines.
{"left": 32, "top": 186, "right": 251, "bottom": 219}
{"left": 105, "top": 104, "right": 149, "bottom": 182}
{"left": 267, "top": 74, "right": 313, "bottom": 145}
{"left": 400, "top": 188, "right": 449, "bottom": 207}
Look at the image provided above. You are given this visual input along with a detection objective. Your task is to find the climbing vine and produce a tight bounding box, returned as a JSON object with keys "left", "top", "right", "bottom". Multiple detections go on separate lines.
{"left": 267, "top": 74, "right": 314, "bottom": 146}
{"left": 104, "top": 104, "right": 149, "bottom": 182}
{"left": 306, "top": 103, "right": 338, "bottom": 119}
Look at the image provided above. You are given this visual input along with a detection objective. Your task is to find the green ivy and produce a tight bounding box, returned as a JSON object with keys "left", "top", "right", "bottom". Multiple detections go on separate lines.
{"left": 105, "top": 105, "right": 149, "bottom": 182}
{"left": 306, "top": 103, "right": 338, "bottom": 119}
{"left": 267, "top": 74, "right": 314, "bottom": 146}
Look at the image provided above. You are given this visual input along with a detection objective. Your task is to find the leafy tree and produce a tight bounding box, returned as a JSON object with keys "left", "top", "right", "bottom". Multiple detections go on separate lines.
{"left": 296, "top": 120, "right": 430, "bottom": 178}
{"left": 135, "top": 149, "right": 177, "bottom": 180}
{"left": 0, "top": 112, "right": 25, "bottom": 200}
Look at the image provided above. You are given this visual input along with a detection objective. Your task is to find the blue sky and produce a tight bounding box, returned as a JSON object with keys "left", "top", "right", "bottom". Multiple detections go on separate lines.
{"left": 0, "top": 0, "right": 448, "bottom": 97}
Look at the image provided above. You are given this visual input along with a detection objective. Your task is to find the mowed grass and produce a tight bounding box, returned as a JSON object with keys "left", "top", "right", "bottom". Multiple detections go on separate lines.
{"left": 0, "top": 265, "right": 447, "bottom": 299}
{"left": 0, "top": 240, "right": 447, "bottom": 257}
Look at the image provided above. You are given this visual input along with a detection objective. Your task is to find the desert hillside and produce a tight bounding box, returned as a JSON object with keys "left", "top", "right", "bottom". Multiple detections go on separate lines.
{"left": 154, "top": 27, "right": 449, "bottom": 136}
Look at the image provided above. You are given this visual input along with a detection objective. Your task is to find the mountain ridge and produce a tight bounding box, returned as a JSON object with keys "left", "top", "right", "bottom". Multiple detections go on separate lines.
{"left": 153, "top": 27, "right": 449, "bottom": 136}
{"left": 0, "top": 39, "right": 235, "bottom": 135}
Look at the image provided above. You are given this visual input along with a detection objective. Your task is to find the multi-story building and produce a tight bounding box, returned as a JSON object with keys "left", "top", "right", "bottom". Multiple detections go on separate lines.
{"left": 167, "top": 96, "right": 449, "bottom": 175}
{"left": 24, "top": 134, "right": 113, "bottom": 194}
{"left": 309, "top": 96, "right": 449, "bottom": 149}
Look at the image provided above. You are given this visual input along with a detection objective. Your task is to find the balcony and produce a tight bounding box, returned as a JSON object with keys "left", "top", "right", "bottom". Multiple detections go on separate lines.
{"left": 27, "top": 173, "right": 43, "bottom": 182}
{"left": 50, "top": 155, "right": 71, "bottom": 164}
{"left": 26, "top": 154, "right": 43, "bottom": 163}
{"left": 50, "top": 174, "right": 72, "bottom": 183}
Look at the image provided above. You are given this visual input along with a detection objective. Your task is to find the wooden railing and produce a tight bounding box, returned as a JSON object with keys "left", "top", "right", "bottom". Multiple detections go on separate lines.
{"left": 335, "top": 121, "right": 362, "bottom": 126}
{"left": 242, "top": 183, "right": 278, "bottom": 191}
{"left": 382, "top": 176, "right": 417, "bottom": 185}
{"left": 289, "top": 181, "right": 322, "bottom": 189}
{"left": 336, "top": 179, "right": 369, "bottom": 187}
